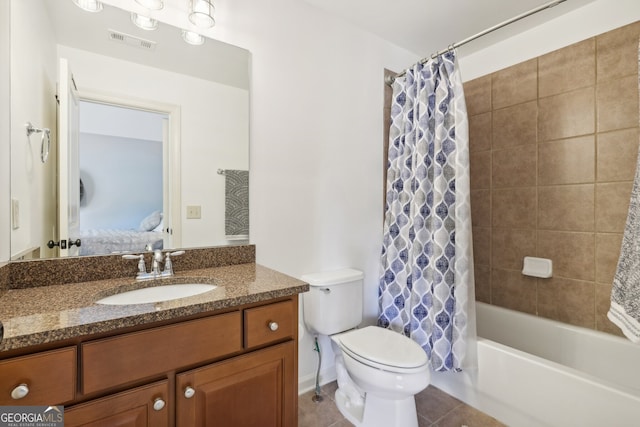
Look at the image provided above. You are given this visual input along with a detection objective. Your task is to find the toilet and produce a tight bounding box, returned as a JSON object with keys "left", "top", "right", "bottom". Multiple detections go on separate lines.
{"left": 302, "top": 269, "right": 430, "bottom": 427}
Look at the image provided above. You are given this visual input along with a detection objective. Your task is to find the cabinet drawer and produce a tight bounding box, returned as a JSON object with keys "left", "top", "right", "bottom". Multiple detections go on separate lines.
{"left": 0, "top": 347, "right": 76, "bottom": 406}
{"left": 82, "top": 311, "right": 242, "bottom": 394}
{"left": 244, "top": 300, "right": 295, "bottom": 349}
{"left": 65, "top": 380, "right": 169, "bottom": 427}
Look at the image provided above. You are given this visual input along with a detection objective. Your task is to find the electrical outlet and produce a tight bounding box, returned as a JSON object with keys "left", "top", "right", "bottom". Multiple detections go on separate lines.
{"left": 186, "top": 205, "right": 201, "bottom": 219}
{"left": 11, "top": 198, "right": 19, "bottom": 230}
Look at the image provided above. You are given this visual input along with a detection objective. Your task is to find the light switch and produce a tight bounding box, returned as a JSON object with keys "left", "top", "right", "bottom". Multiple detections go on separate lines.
{"left": 186, "top": 205, "right": 201, "bottom": 219}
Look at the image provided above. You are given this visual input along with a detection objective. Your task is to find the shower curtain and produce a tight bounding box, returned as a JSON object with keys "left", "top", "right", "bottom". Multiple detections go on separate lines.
{"left": 378, "top": 51, "right": 475, "bottom": 372}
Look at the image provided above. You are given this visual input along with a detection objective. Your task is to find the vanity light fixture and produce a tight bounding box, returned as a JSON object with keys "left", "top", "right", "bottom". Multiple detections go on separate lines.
{"left": 131, "top": 12, "right": 158, "bottom": 30}
{"left": 134, "top": 0, "right": 164, "bottom": 10}
{"left": 188, "top": 0, "right": 215, "bottom": 29}
{"left": 182, "top": 30, "right": 205, "bottom": 46}
{"left": 72, "top": 0, "right": 103, "bottom": 12}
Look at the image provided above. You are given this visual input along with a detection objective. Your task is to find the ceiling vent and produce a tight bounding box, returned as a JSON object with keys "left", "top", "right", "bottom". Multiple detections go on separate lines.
{"left": 107, "top": 29, "right": 157, "bottom": 51}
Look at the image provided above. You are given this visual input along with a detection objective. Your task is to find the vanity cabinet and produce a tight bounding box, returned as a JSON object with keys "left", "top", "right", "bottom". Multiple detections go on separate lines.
{"left": 0, "top": 296, "right": 298, "bottom": 427}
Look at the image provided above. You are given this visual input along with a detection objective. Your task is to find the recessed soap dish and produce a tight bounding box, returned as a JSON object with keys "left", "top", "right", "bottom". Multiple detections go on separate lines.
{"left": 522, "top": 257, "right": 552, "bottom": 278}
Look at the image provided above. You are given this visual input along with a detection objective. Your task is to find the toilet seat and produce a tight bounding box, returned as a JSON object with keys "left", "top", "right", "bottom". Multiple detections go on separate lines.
{"left": 337, "top": 326, "right": 428, "bottom": 374}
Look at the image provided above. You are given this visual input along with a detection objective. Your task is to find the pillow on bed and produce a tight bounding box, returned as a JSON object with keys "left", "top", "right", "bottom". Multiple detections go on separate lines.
{"left": 139, "top": 210, "right": 163, "bottom": 231}
{"left": 152, "top": 219, "right": 164, "bottom": 232}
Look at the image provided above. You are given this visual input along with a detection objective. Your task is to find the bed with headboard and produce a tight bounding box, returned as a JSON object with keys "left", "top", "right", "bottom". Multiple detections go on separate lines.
{"left": 78, "top": 210, "right": 164, "bottom": 256}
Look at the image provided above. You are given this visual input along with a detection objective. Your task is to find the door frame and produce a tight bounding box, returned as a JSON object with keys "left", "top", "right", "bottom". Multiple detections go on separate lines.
{"left": 78, "top": 89, "right": 182, "bottom": 249}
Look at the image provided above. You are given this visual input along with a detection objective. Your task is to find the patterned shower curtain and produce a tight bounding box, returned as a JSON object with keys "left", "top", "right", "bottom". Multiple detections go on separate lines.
{"left": 378, "top": 51, "right": 475, "bottom": 372}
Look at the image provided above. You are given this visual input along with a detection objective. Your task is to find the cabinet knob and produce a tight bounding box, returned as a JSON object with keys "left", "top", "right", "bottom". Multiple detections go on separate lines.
{"left": 153, "top": 398, "right": 166, "bottom": 411}
{"left": 11, "top": 384, "right": 29, "bottom": 400}
{"left": 184, "top": 386, "right": 195, "bottom": 399}
{"left": 268, "top": 321, "right": 279, "bottom": 331}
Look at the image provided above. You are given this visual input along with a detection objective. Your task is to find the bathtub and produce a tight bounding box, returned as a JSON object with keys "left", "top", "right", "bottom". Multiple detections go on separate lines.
{"left": 430, "top": 302, "right": 640, "bottom": 427}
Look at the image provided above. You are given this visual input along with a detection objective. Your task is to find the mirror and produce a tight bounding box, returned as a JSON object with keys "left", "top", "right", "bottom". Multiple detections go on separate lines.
{"left": 10, "top": 0, "right": 250, "bottom": 260}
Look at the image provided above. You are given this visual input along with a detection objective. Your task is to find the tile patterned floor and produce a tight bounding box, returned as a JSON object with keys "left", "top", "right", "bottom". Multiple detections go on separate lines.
{"left": 299, "top": 382, "right": 506, "bottom": 427}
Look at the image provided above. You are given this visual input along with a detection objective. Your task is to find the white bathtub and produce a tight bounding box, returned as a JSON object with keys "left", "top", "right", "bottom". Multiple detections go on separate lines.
{"left": 430, "top": 302, "right": 640, "bottom": 427}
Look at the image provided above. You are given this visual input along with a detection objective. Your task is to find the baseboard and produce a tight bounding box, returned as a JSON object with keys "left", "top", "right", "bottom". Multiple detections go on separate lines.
{"left": 298, "top": 367, "right": 337, "bottom": 395}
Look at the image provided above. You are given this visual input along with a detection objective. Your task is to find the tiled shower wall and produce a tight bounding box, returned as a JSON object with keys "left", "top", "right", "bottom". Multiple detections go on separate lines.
{"left": 465, "top": 21, "right": 640, "bottom": 336}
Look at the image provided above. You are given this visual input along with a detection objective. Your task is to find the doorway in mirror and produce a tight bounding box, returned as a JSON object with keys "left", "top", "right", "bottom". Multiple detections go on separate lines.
{"left": 77, "top": 100, "right": 170, "bottom": 256}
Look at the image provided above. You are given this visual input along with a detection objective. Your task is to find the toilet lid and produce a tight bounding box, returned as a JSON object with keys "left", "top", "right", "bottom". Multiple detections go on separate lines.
{"left": 338, "top": 326, "right": 428, "bottom": 372}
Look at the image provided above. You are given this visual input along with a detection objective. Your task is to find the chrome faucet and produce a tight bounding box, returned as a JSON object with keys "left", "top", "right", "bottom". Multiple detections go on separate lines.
{"left": 123, "top": 250, "right": 185, "bottom": 280}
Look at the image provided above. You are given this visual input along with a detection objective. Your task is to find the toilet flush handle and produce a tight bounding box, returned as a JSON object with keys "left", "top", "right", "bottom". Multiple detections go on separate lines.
{"left": 319, "top": 288, "right": 331, "bottom": 294}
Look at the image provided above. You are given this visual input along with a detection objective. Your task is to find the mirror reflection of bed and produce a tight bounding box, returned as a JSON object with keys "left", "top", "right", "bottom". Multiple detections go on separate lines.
{"left": 78, "top": 100, "right": 168, "bottom": 256}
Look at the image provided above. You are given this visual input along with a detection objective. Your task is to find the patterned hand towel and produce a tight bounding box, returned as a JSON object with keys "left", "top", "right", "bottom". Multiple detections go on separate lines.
{"left": 224, "top": 170, "right": 249, "bottom": 239}
{"left": 608, "top": 41, "right": 640, "bottom": 343}
{"left": 608, "top": 139, "right": 640, "bottom": 343}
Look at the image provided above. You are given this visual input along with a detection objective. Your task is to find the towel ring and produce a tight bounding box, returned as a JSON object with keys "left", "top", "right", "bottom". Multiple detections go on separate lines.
{"left": 26, "top": 122, "right": 51, "bottom": 163}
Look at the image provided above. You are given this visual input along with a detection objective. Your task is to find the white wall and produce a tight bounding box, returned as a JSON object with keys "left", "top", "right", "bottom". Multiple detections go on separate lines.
{"left": 10, "top": 0, "right": 58, "bottom": 259}
{"left": 78, "top": 102, "right": 165, "bottom": 231}
{"left": 205, "top": 0, "right": 421, "bottom": 391}
{"left": 0, "top": 1, "right": 10, "bottom": 263}
{"left": 79, "top": 134, "right": 163, "bottom": 230}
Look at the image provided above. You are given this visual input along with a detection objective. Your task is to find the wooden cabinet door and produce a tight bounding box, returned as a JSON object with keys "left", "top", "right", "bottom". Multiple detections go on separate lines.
{"left": 176, "top": 341, "right": 296, "bottom": 427}
{"left": 64, "top": 380, "right": 169, "bottom": 427}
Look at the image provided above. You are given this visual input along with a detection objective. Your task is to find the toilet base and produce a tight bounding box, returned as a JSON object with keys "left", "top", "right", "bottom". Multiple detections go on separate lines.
{"left": 335, "top": 389, "right": 419, "bottom": 427}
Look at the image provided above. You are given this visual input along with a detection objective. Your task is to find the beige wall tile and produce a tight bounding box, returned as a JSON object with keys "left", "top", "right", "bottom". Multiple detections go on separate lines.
{"left": 491, "top": 227, "right": 536, "bottom": 270}
{"left": 537, "top": 230, "right": 595, "bottom": 281}
{"left": 537, "top": 277, "right": 595, "bottom": 328}
{"left": 492, "top": 145, "right": 536, "bottom": 188}
{"left": 471, "top": 189, "right": 491, "bottom": 227}
{"left": 474, "top": 264, "right": 491, "bottom": 304}
{"left": 538, "top": 135, "right": 595, "bottom": 185}
{"left": 538, "top": 184, "right": 595, "bottom": 231}
{"left": 492, "top": 101, "right": 538, "bottom": 149}
{"left": 539, "top": 87, "right": 595, "bottom": 141}
{"left": 491, "top": 268, "right": 537, "bottom": 314}
{"left": 595, "top": 282, "right": 624, "bottom": 336}
{"left": 472, "top": 226, "right": 491, "bottom": 266}
{"left": 597, "top": 75, "right": 639, "bottom": 132}
{"left": 469, "top": 112, "right": 492, "bottom": 152}
{"left": 464, "top": 75, "right": 492, "bottom": 116}
{"left": 597, "top": 21, "right": 640, "bottom": 82}
{"left": 492, "top": 59, "right": 537, "bottom": 110}
{"left": 539, "top": 39, "right": 596, "bottom": 97}
{"left": 464, "top": 22, "right": 639, "bottom": 338}
{"left": 595, "top": 233, "right": 623, "bottom": 284}
{"left": 597, "top": 129, "right": 640, "bottom": 182}
{"left": 492, "top": 187, "right": 536, "bottom": 228}
{"left": 470, "top": 150, "right": 491, "bottom": 190}
{"left": 596, "top": 182, "right": 633, "bottom": 232}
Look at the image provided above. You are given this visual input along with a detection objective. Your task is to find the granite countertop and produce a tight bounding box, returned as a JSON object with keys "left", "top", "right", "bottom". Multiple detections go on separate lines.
{"left": 0, "top": 263, "right": 309, "bottom": 352}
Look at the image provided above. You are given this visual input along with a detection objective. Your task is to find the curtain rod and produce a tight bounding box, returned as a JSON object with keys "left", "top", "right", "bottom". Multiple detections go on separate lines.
{"left": 388, "top": 0, "right": 566, "bottom": 83}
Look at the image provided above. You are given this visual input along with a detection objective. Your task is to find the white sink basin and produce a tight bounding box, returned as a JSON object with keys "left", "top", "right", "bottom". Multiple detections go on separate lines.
{"left": 96, "top": 283, "right": 217, "bottom": 305}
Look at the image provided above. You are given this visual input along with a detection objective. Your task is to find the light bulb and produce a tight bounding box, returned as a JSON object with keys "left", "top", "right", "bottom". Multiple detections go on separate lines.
{"left": 72, "top": 0, "right": 103, "bottom": 13}
{"left": 131, "top": 13, "right": 158, "bottom": 31}
{"left": 182, "top": 30, "right": 205, "bottom": 46}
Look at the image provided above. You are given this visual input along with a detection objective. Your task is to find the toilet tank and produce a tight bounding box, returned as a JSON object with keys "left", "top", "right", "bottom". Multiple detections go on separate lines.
{"left": 302, "top": 268, "right": 364, "bottom": 336}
